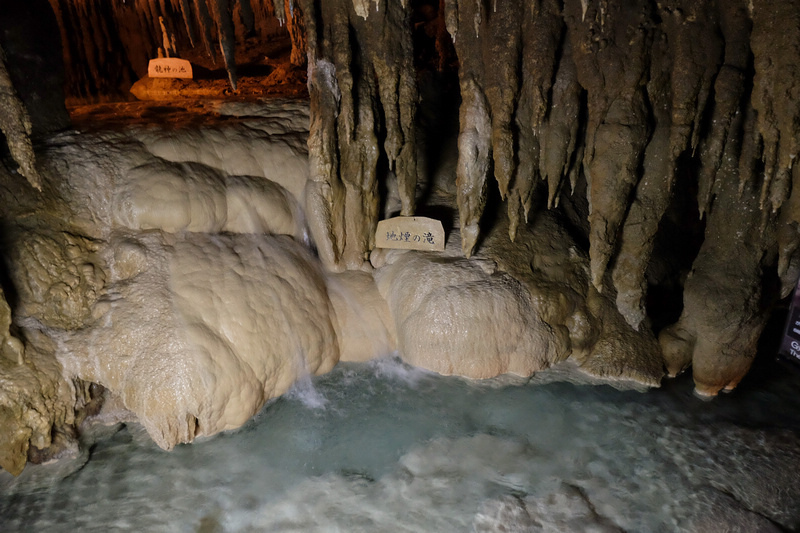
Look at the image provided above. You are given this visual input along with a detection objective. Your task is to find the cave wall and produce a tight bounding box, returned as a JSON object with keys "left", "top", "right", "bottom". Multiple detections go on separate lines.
{"left": 303, "top": 0, "right": 800, "bottom": 394}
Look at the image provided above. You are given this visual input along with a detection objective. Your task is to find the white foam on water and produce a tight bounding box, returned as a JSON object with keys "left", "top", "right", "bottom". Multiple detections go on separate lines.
{"left": 366, "top": 353, "right": 434, "bottom": 387}
{"left": 285, "top": 372, "right": 329, "bottom": 410}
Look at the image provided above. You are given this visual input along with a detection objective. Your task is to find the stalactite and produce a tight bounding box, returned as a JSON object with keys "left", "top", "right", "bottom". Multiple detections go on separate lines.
{"left": 447, "top": 0, "right": 493, "bottom": 256}
{"left": 326, "top": 1, "right": 361, "bottom": 268}
{"left": 75, "top": 1, "right": 101, "bottom": 96}
{"left": 285, "top": 0, "right": 306, "bottom": 66}
{"left": 484, "top": 0, "right": 521, "bottom": 200}
{"left": 538, "top": 37, "right": 580, "bottom": 211}
{"left": 750, "top": 0, "right": 800, "bottom": 213}
{"left": 301, "top": 0, "right": 346, "bottom": 270}
{"left": 659, "top": 107, "right": 776, "bottom": 396}
{"left": 301, "top": 0, "right": 418, "bottom": 269}
{"left": 0, "top": 43, "right": 40, "bottom": 190}
{"left": 340, "top": 65, "right": 380, "bottom": 269}
{"left": 239, "top": 0, "right": 255, "bottom": 33}
{"left": 273, "top": 0, "right": 286, "bottom": 25}
{"left": 194, "top": 0, "right": 218, "bottom": 61}
{"left": 696, "top": 0, "right": 750, "bottom": 217}
{"left": 663, "top": 0, "right": 722, "bottom": 171}
{"left": 26, "top": 0, "right": 786, "bottom": 393}
{"left": 211, "top": 0, "right": 238, "bottom": 90}
{"left": 611, "top": 0, "right": 729, "bottom": 327}
{"left": 343, "top": 0, "right": 418, "bottom": 218}
{"left": 158, "top": 0, "right": 170, "bottom": 22}
{"left": 507, "top": 0, "right": 563, "bottom": 240}
{"left": 175, "top": 0, "right": 196, "bottom": 47}
{"left": 777, "top": 163, "right": 800, "bottom": 290}
{"left": 564, "top": 0, "right": 651, "bottom": 290}
{"left": 456, "top": 77, "right": 492, "bottom": 256}
{"left": 611, "top": 28, "right": 673, "bottom": 330}
{"left": 294, "top": 0, "right": 799, "bottom": 394}
{"left": 142, "top": 0, "right": 162, "bottom": 51}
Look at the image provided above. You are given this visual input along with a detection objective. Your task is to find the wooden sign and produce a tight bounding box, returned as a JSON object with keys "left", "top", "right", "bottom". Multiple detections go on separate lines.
{"left": 375, "top": 216, "right": 445, "bottom": 251}
{"left": 148, "top": 58, "right": 193, "bottom": 79}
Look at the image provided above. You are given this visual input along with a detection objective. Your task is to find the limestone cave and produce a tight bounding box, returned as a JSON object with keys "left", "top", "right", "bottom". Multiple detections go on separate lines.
{"left": 1, "top": 0, "right": 800, "bottom": 530}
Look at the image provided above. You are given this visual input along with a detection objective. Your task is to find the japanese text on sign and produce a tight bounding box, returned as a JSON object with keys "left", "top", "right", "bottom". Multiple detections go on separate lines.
{"left": 375, "top": 216, "right": 445, "bottom": 252}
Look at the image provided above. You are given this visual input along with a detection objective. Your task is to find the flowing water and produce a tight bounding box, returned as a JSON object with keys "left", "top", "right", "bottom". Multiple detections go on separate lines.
{"left": 2, "top": 354, "right": 800, "bottom": 532}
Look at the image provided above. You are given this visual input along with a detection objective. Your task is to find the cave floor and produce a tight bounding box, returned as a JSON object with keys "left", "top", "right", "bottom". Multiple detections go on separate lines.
{"left": 67, "top": 94, "right": 309, "bottom": 133}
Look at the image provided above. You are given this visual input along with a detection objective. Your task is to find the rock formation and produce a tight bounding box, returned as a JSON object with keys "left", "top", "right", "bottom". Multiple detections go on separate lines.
{"left": 303, "top": 0, "right": 799, "bottom": 396}
{"left": 0, "top": 44, "right": 40, "bottom": 190}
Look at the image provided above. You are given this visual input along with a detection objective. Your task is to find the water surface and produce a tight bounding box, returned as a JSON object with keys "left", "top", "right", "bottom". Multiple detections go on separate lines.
{"left": 2, "top": 356, "right": 799, "bottom": 532}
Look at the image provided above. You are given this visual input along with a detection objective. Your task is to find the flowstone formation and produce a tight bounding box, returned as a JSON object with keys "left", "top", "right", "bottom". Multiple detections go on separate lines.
{"left": 0, "top": 104, "right": 348, "bottom": 468}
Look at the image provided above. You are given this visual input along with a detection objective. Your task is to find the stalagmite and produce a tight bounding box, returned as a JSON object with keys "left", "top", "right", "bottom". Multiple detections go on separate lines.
{"left": 750, "top": 0, "right": 800, "bottom": 213}
{"left": 564, "top": 0, "right": 650, "bottom": 290}
{"left": 0, "top": 44, "right": 40, "bottom": 190}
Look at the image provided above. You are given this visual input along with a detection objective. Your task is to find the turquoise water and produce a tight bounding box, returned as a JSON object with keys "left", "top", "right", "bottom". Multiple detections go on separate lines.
{"left": 1, "top": 355, "right": 799, "bottom": 532}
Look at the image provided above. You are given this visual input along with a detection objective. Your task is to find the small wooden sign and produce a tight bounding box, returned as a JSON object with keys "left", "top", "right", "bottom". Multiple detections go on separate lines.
{"left": 148, "top": 58, "right": 193, "bottom": 79}
{"left": 375, "top": 216, "right": 445, "bottom": 251}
